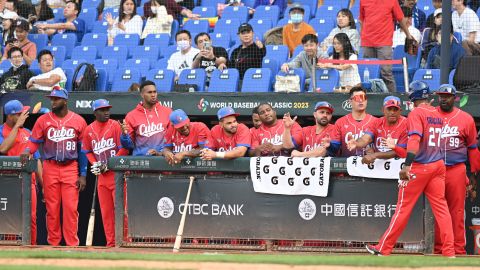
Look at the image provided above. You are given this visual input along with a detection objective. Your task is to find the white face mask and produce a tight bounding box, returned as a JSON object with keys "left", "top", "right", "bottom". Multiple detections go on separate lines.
{"left": 123, "top": 10, "right": 133, "bottom": 15}
{"left": 177, "top": 40, "right": 190, "bottom": 51}
{"left": 151, "top": 6, "right": 157, "bottom": 14}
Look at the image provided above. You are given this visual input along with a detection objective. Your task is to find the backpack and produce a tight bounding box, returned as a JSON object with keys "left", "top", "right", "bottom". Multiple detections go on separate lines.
{"left": 368, "top": 79, "right": 389, "bottom": 93}
{"left": 72, "top": 63, "right": 97, "bottom": 91}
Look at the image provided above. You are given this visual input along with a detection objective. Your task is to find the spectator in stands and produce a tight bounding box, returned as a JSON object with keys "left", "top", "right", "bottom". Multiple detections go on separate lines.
{"left": 318, "top": 33, "right": 361, "bottom": 89}
{"left": 141, "top": 0, "right": 173, "bottom": 39}
{"left": 218, "top": 0, "right": 254, "bottom": 17}
{"left": 421, "top": 8, "right": 442, "bottom": 62}
{"left": 251, "top": 106, "right": 262, "bottom": 130}
{"left": 14, "top": 0, "right": 36, "bottom": 21}
{"left": 26, "top": 49, "right": 67, "bottom": 91}
{"left": 281, "top": 34, "right": 321, "bottom": 89}
{"left": 452, "top": 0, "right": 480, "bottom": 55}
{"left": 282, "top": 3, "right": 315, "bottom": 54}
{"left": 360, "top": 0, "right": 414, "bottom": 92}
{"left": 1, "top": 11, "right": 17, "bottom": 47}
{"left": 392, "top": 7, "right": 421, "bottom": 48}
{"left": 2, "top": 19, "right": 37, "bottom": 66}
{"left": 426, "top": 27, "right": 465, "bottom": 70}
{"left": 106, "top": 0, "right": 143, "bottom": 44}
{"left": 143, "top": 0, "right": 199, "bottom": 20}
{"left": 167, "top": 30, "right": 200, "bottom": 78}
{"left": 425, "top": 0, "right": 442, "bottom": 28}
{"left": 254, "top": 0, "right": 286, "bottom": 16}
{"left": 27, "top": 0, "right": 54, "bottom": 25}
{"left": 0, "top": 47, "right": 34, "bottom": 91}
{"left": 37, "top": 1, "right": 85, "bottom": 43}
{"left": 229, "top": 23, "right": 266, "bottom": 79}
{"left": 402, "top": 0, "right": 426, "bottom": 31}
{"left": 192, "top": 32, "right": 228, "bottom": 82}
{"left": 320, "top": 9, "right": 360, "bottom": 57}
{"left": 128, "top": 83, "right": 140, "bottom": 92}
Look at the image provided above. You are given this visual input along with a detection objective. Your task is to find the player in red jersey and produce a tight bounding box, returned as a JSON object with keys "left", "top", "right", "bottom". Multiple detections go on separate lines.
{"left": 21, "top": 88, "right": 88, "bottom": 246}
{"left": 433, "top": 84, "right": 480, "bottom": 255}
{"left": 250, "top": 106, "right": 262, "bottom": 132}
{"left": 159, "top": 109, "right": 210, "bottom": 164}
{"left": 347, "top": 96, "right": 408, "bottom": 163}
{"left": 282, "top": 101, "right": 336, "bottom": 157}
{"left": 249, "top": 103, "right": 302, "bottom": 156}
{"left": 330, "top": 86, "right": 378, "bottom": 157}
{"left": 0, "top": 100, "right": 42, "bottom": 245}
{"left": 366, "top": 81, "right": 455, "bottom": 257}
{"left": 82, "top": 99, "right": 128, "bottom": 247}
{"left": 201, "top": 107, "right": 251, "bottom": 160}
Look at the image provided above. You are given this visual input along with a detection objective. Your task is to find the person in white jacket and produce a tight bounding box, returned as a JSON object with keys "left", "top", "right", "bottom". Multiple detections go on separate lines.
{"left": 141, "top": 0, "right": 173, "bottom": 39}
{"left": 106, "top": 0, "right": 143, "bottom": 44}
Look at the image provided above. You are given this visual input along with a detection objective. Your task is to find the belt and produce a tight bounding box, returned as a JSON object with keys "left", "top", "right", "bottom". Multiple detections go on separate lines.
{"left": 46, "top": 159, "right": 76, "bottom": 166}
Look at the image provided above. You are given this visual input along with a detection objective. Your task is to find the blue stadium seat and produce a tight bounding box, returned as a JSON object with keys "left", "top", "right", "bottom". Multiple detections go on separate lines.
{"left": 215, "top": 18, "right": 241, "bottom": 41}
{"left": 92, "top": 20, "right": 109, "bottom": 34}
{"left": 183, "top": 19, "right": 210, "bottom": 34}
{"left": 178, "top": 69, "right": 207, "bottom": 92}
{"left": 309, "top": 68, "right": 339, "bottom": 92}
{"left": 102, "top": 45, "right": 128, "bottom": 67}
{"left": 62, "top": 59, "right": 87, "bottom": 72}
{"left": 132, "top": 45, "right": 160, "bottom": 61}
{"left": 192, "top": 6, "right": 217, "bottom": 17}
{"left": 103, "top": 7, "right": 119, "bottom": 20}
{"left": 51, "top": 33, "right": 77, "bottom": 58}
{"left": 79, "top": 8, "right": 98, "bottom": 32}
{"left": 170, "top": 20, "right": 179, "bottom": 43}
{"left": 0, "top": 61, "right": 11, "bottom": 70}
{"left": 316, "top": 3, "right": 343, "bottom": 18}
{"left": 111, "top": 68, "right": 142, "bottom": 92}
{"left": 322, "top": 0, "right": 348, "bottom": 7}
{"left": 44, "top": 45, "right": 67, "bottom": 67}
{"left": 144, "top": 33, "right": 170, "bottom": 48}
{"left": 94, "top": 58, "right": 118, "bottom": 85}
{"left": 277, "top": 68, "right": 306, "bottom": 92}
{"left": 291, "top": 44, "right": 303, "bottom": 59}
{"left": 95, "top": 68, "right": 108, "bottom": 91}
{"left": 285, "top": 5, "right": 311, "bottom": 20}
{"left": 310, "top": 17, "right": 336, "bottom": 40}
{"left": 63, "top": 68, "right": 74, "bottom": 91}
{"left": 72, "top": 46, "right": 97, "bottom": 62}
{"left": 211, "top": 32, "right": 231, "bottom": 49}
{"left": 295, "top": 0, "right": 316, "bottom": 17}
{"left": 154, "top": 58, "right": 169, "bottom": 69}
{"left": 253, "top": 5, "right": 280, "bottom": 25}
{"left": 412, "top": 69, "right": 441, "bottom": 91}
{"left": 449, "top": 69, "right": 455, "bottom": 84}
{"left": 81, "top": 33, "right": 107, "bottom": 57}
{"left": 28, "top": 34, "right": 48, "bottom": 52}
{"left": 417, "top": 0, "right": 434, "bottom": 16}
{"left": 357, "top": 58, "right": 381, "bottom": 82}
{"left": 124, "top": 58, "right": 151, "bottom": 78}
{"left": 208, "top": 68, "right": 240, "bottom": 92}
{"left": 136, "top": 6, "right": 144, "bottom": 17}
{"left": 241, "top": 68, "right": 272, "bottom": 92}
{"left": 242, "top": 0, "right": 255, "bottom": 7}
{"left": 262, "top": 57, "right": 279, "bottom": 83}
{"left": 146, "top": 69, "right": 175, "bottom": 92}
{"left": 276, "top": 17, "right": 290, "bottom": 27}
{"left": 52, "top": 8, "right": 64, "bottom": 21}
{"left": 113, "top": 34, "right": 141, "bottom": 57}
{"left": 248, "top": 18, "right": 272, "bottom": 41}
{"left": 160, "top": 45, "right": 178, "bottom": 60}
{"left": 392, "top": 45, "right": 421, "bottom": 92}
{"left": 222, "top": 6, "right": 249, "bottom": 23}
{"left": 29, "top": 60, "right": 41, "bottom": 75}
{"left": 81, "top": 0, "right": 101, "bottom": 9}
{"left": 201, "top": 0, "right": 223, "bottom": 7}
{"left": 266, "top": 45, "right": 289, "bottom": 63}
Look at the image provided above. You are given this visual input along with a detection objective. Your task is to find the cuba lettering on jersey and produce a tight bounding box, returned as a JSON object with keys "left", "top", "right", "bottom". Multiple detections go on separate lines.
{"left": 437, "top": 107, "right": 478, "bottom": 166}
{"left": 368, "top": 116, "right": 408, "bottom": 152}
{"left": 331, "top": 114, "right": 378, "bottom": 157}
{"left": 251, "top": 121, "right": 302, "bottom": 156}
{"left": 82, "top": 119, "right": 124, "bottom": 164}
{"left": 31, "top": 111, "right": 87, "bottom": 161}
{"left": 300, "top": 124, "right": 335, "bottom": 152}
{"left": 208, "top": 124, "right": 251, "bottom": 152}
{"left": 164, "top": 122, "right": 210, "bottom": 153}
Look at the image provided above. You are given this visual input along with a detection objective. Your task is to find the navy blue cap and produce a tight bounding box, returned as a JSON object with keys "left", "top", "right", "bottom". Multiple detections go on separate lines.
{"left": 45, "top": 87, "right": 68, "bottom": 100}
{"left": 170, "top": 109, "right": 190, "bottom": 128}
{"left": 4, "top": 100, "right": 29, "bottom": 115}
{"left": 217, "top": 107, "right": 240, "bottom": 120}
{"left": 314, "top": 101, "right": 334, "bottom": 112}
{"left": 408, "top": 80, "right": 430, "bottom": 101}
{"left": 92, "top": 99, "right": 112, "bottom": 111}
{"left": 436, "top": 84, "right": 457, "bottom": 96}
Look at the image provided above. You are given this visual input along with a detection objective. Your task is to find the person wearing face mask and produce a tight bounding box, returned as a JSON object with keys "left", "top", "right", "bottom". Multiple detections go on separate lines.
{"left": 167, "top": 30, "right": 200, "bottom": 79}
{"left": 2, "top": 19, "right": 37, "bottom": 66}
{"left": 0, "top": 47, "right": 34, "bottom": 91}
{"left": 106, "top": 0, "right": 143, "bottom": 44}
{"left": 319, "top": 9, "right": 360, "bottom": 57}
{"left": 141, "top": 0, "right": 173, "bottom": 39}
{"left": 282, "top": 3, "right": 315, "bottom": 54}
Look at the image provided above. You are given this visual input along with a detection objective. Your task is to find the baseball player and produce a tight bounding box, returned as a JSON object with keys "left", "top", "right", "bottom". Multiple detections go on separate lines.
{"left": 346, "top": 96, "right": 408, "bottom": 163}
{"left": 249, "top": 103, "right": 302, "bottom": 156}
{"left": 159, "top": 109, "right": 210, "bottom": 164}
{"left": 282, "top": 101, "right": 336, "bottom": 157}
{"left": 250, "top": 106, "right": 262, "bottom": 131}
{"left": 330, "top": 86, "right": 378, "bottom": 157}
{"left": 366, "top": 81, "right": 455, "bottom": 257}
{"left": 21, "top": 88, "right": 87, "bottom": 246}
{"left": 0, "top": 100, "right": 42, "bottom": 245}
{"left": 120, "top": 81, "right": 173, "bottom": 156}
{"left": 200, "top": 107, "right": 251, "bottom": 160}
{"left": 433, "top": 84, "right": 480, "bottom": 255}
{"left": 82, "top": 99, "right": 128, "bottom": 247}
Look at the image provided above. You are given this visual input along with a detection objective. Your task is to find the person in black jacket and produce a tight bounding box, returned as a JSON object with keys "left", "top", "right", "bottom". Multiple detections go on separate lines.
{"left": 0, "top": 47, "right": 34, "bottom": 91}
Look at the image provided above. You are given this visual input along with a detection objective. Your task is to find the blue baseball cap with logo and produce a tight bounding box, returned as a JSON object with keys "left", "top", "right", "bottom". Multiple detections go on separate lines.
{"left": 170, "top": 109, "right": 190, "bottom": 128}
{"left": 436, "top": 84, "right": 457, "bottom": 96}
{"left": 92, "top": 99, "right": 112, "bottom": 111}
{"left": 45, "top": 87, "right": 69, "bottom": 100}
{"left": 315, "top": 101, "right": 334, "bottom": 113}
{"left": 383, "top": 96, "right": 401, "bottom": 109}
{"left": 4, "top": 100, "right": 30, "bottom": 115}
{"left": 217, "top": 106, "right": 240, "bottom": 120}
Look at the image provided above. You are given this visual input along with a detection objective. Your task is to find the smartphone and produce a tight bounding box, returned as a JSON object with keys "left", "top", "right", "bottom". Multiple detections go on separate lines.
{"left": 203, "top": 42, "right": 211, "bottom": 50}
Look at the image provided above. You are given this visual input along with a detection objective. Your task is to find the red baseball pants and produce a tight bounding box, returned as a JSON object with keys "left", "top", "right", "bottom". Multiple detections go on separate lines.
{"left": 373, "top": 160, "right": 455, "bottom": 257}
{"left": 31, "top": 178, "right": 36, "bottom": 245}
{"left": 98, "top": 170, "right": 115, "bottom": 247}
{"left": 434, "top": 163, "right": 468, "bottom": 255}
{"left": 43, "top": 160, "right": 79, "bottom": 246}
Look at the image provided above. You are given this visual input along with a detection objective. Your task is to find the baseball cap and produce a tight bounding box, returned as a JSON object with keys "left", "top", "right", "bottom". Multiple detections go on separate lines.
{"left": 92, "top": 99, "right": 112, "bottom": 111}
{"left": 45, "top": 87, "right": 69, "bottom": 100}
{"left": 383, "top": 96, "right": 401, "bottom": 109}
{"left": 436, "top": 84, "right": 457, "bottom": 96}
{"left": 0, "top": 10, "right": 18, "bottom": 20}
{"left": 4, "top": 100, "right": 30, "bottom": 115}
{"left": 170, "top": 109, "right": 190, "bottom": 129}
{"left": 314, "top": 101, "right": 334, "bottom": 113}
{"left": 217, "top": 107, "right": 240, "bottom": 120}
{"left": 289, "top": 3, "right": 305, "bottom": 13}
{"left": 237, "top": 23, "right": 253, "bottom": 34}
{"left": 15, "top": 19, "right": 30, "bottom": 31}
{"left": 434, "top": 8, "right": 442, "bottom": 17}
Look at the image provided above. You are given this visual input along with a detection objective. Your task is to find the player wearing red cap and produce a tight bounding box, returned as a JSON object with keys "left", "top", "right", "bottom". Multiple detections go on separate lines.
{"left": 22, "top": 88, "right": 87, "bottom": 246}
{"left": 82, "top": 99, "right": 128, "bottom": 247}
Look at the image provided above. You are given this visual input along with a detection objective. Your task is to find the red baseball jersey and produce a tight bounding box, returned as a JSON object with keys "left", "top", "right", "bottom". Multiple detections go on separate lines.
{"left": 331, "top": 113, "right": 378, "bottom": 157}
{"left": 250, "top": 120, "right": 302, "bottom": 156}
{"left": 164, "top": 122, "right": 210, "bottom": 153}
{"left": 82, "top": 119, "right": 124, "bottom": 164}
{"left": 408, "top": 104, "right": 443, "bottom": 163}
{"left": 207, "top": 123, "right": 251, "bottom": 152}
{"left": 367, "top": 116, "right": 408, "bottom": 152}
{"left": 437, "top": 107, "right": 478, "bottom": 166}
{"left": 30, "top": 111, "right": 87, "bottom": 161}
{"left": 299, "top": 124, "right": 335, "bottom": 152}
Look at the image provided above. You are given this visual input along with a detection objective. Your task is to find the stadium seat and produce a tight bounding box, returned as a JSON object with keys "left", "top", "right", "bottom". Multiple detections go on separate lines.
{"left": 211, "top": 32, "right": 231, "bottom": 49}
{"left": 92, "top": 21, "right": 109, "bottom": 34}
{"left": 81, "top": 0, "right": 101, "bottom": 9}
{"left": 136, "top": 6, "right": 144, "bottom": 17}
{"left": 242, "top": 0, "right": 255, "bottom": 7}
{"left": 72, "top": 46, "right": 97, "bottom": 62}
{"left": 102, "top": 45, "right": 128, "bottom": 67}
{"left": 29, "top": 60, "right": 41, "bottom": 75}
{"left": 285, "top": 5, "right": 311, "bottom": 20}
{"left": 51, "top": 33, "right": 77, "bottom": 58}
{"left": 132, "top": 45, "right": 160, "bottom": 61}
{"left": 392, "top": 45, "right": 421, "bottom": 92}
{"left": 208, "top": 68, "right": 240, "bottom": 92}
{"left": 154, "top": 58, "right": 169, "bottom": 69}
{"left": 170, "top": 20, "right": 179, "bottom": 43}
{"left": 0, "top": 61, "right": 11, "bottom": 70}
{"left": 215, "top": 19, "right": 241, "bottom": 41}
{"left": 124, "top": 58, "right": 151, "bottom": 78}
{"left": 253, "top": 5, "right": 280, "bottom": 25}
{"left": 291, "top": 45, "right": 304, "bottom": 59}
{"left": 316, "top": 3, "right": 343, "bottom": 18}
{"left": 417, "top": 0, "right": 434, "bottom": 16}
{"left": 79, "top": 8, "right": 98, "bottom": 32}
{"left": 449, "top": 69, "right": 455, "bottom": 84}
{"left": 183, "top": 19, "right": 210, "bottom": 35}
{"left": 222, "top": 6, "right": 249, "bottom": 23}
{"left": 178, "top": 69, "right": 207, "bottom": 92}
{"left": 52, "top": 8, "right": 64, "bottom": 21}
{"left": 266, "top": 45, "right": 289, "bottom": 63}
{"left": 412, "top": 69, "right": 441, "bottom": 91}
{"left": 146, "top": 69, "right": 175, "bottom": 92}
{"left": 144, "top": 33, "right": 170, "bottom": 48}
{"left": 44, "top": 45, "right": 67, "bottom": 67}
{"left": 262, "top": 58, "right": 279, "bottom": 83}
{"left": 192, "top": 6, "right": 217, "bottom": 17}
{"left": 28, "top": 34, "right": 48, "bottom": 52}
{"left": 309, "top": 17, "right": 336, "bottom": 40}
{"left": 357, "top": 58, "right": 381, "bottom": 82}
{"left": 201, "top": 0, "right": 223, "bottom": 8}
{"left": 309, "top": 68, "right": 340, "bottom": 92}
{"left": 81, "top": 33, "right": 107, "bottom": 57}
{"left": 94, "top": 58, "right": 118, "bottom": 85}
{"left": 160, "top": 45, "right": 178, "bottom": 60}
{"left": 63, "top": 68, "right": 74, "bottom": 91}
{"left": 248, "top": 18, "right": 272, "bottom": 41}
{"left": 241, "top": 68, "right": 272, "bottom": 92}
{"left": 113, "top": 34, "right": 141, "bottom": 57}
{"left": 95, "top": 68, "right": 109, "bottom": 91}
{"left": 276, "top": 17, "right": 291, "bottom": 27}
{"left": 111, "top": 68, "right": 142, "bottom": 92}
{"left": 62, "top": 59, "right": 87, "bottom": 72}
{"left": 277, "top": 68, "right": 306, "bottom": 92}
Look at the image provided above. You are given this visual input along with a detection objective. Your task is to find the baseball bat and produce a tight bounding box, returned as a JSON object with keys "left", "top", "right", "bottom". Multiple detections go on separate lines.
{"left": 86, "top": 175, "right": 98, "bottom": 247}
{"left": 173, "top": 176, "right": 195, "bottom": 252}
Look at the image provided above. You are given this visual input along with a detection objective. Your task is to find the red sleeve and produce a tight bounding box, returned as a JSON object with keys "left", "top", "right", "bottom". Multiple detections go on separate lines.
{"left": 251, "top": 128, "right": 260, "bottom": 149}
{"left": 359, "top": 2, "right": 364, "bottom": 22}
{"left": 407, "top": 134, "right": 421, "bottom": 153}
{"left": 125, "top": 114, "right": 136, "bottom": 143}
{"left": 197, "top": 123, "right": 210, "bottom": 145}
{"left": 397, "top": 119, "right": 408, "bottom": 147}
{"left": 392, "top": 0, "right": 404, "bottom": 22}
{"left": 330, "top": 119, "right": 342, "bottom": 143}
{"left": 77, "top": 115, "right": 87, "bottom": 141}
{"left": 407, "top": 109, "right": 423, "bottom": 137}
{"left": 465, "top": 115, "right": 478, "bottom": 149}
{"left": 235, "top": 124, "right": 251, "bottom": 148}
{"left": 30, "top": 117, "right": 44, "bottom": 142}
{"left": 290, "top": 122, "right": 303, "bottom": 147}
{"left": 86, "top": 152, "right": 96, "bottom": 164}
{"left": 394, "top": 145, "right": 407, "bottom": 158}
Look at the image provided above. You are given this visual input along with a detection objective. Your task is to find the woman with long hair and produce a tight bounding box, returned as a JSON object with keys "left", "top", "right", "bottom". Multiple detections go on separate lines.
{"left": 141, "top": 0, "right": 173, "bottom": 39}
{"left": 106, "top": 0, "right": 143, "bottom": 44}
{"left": 1, "top": 15, "right": 16, "bottom": 47}
{"left": 320, "top": 8, "right": 360, "bottom": 57}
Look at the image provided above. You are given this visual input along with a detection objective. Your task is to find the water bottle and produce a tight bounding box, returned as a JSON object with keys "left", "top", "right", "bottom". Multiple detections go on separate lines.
{"left": 363, "top": 67, "right": 370, "bottom": 82}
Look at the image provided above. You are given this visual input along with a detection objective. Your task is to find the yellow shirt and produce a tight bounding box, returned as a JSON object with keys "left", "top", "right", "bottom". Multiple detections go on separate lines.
{"left": 282, "top": 22, "right": 316, "bottom": 55}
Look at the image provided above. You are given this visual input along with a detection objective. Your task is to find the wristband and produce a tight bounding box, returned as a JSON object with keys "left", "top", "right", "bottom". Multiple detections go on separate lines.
{"left": 405, "top": 152, "right": 416, "bottom": 166}
{"left": 215, "top": 151, "right": 225, "bottom": 159}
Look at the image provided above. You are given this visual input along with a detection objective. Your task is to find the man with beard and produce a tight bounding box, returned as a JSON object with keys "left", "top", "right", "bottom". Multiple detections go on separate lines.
{"left": 346, "top": 96, "right": 408, "bottom": 164}
{"left": 82, "top": 99, "right": 128, "bottom": 247}
{"left": 200, "top": 107, "right": 251, "bottom": 160}
{"left": 120, "top": 81, "right": 173, "bottom": 156}
{"left": 158, "top": 109, "right": 210, "bottom": 164}
{"left": 433, "top": 84, "right": 480, "bottom": 255}
{"left": 249, "top": 103, "right": 302, "bottom": 157}
{"left": 282, "top": 101, "right": 336, "bottom": 157}
{"left": 21, "top": 88, "right": 87, "bottom": 246}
